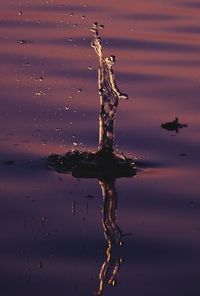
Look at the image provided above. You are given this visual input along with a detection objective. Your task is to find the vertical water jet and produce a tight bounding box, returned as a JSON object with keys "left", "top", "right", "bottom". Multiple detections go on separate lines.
{"left": 90, "top": 22, "right": 128, "bottom": 157}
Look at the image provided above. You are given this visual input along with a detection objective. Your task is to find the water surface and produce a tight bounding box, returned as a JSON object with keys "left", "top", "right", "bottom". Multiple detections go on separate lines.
{"left": 0, "top": 0, "right": 200, "bottom": 295}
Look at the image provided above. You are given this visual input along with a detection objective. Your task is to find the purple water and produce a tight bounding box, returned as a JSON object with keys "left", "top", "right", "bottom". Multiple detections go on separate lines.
{"left": 0, "top": 0, "right": 200, "bottom": 295}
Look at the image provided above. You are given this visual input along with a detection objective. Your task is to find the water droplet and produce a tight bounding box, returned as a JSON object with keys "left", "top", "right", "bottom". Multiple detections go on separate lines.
{"left": 38, "top": 261, "right": 43, "bottom": 269}
{"left": 19, "top": 40, "right": 26, "bottom": 45}
{"left": 70, "top": 13, "right": 74, "bottom": 16}
{"left": 69, "top": 95, "right": 73, "bottom": 99}
{"left": 78, "top": 88, "right": 82, "bottom": 93}
{"left": 65, "top": 106, "right": 69, "bottom": 110}
{"left": 55, "top": 128, "right": 59, "bottom": 131}
{"left": 72, "top": 200, "right": 76, "bottom": 215}
{"left": 68, "top": 38, "right": 73, "bottom": 42}
{"left": 88, "top": 66, "right": 93, "bottom": 70}
{"left": 18, "top": 11, "right": 22, "bottom": 15}
{"left": 92, "top": 22, "right": 98, "bottom": 29}
{"left": 118, "top": 93, "right": 128, "bottom": 100}
{"left": 90, "top": 22, "right": 98, "bottom": 34}
{"left": 81, "top": 15, "right": 85, "bottom": 19}
{"left": 39, "top": 77, "right": 43, "bottom": 81}
{"left": 42, "top": 216, "right": 47, "bottom": 222}
{"left": 73, "top": 141, "right": 78, "bottom": 146}
{"left": 99, "top": 24, "right": 104, "bottom": 29}
{"left": 26, "top": 62, "right": 30, "bottom": 67}
{"left": 35, "top": 90, "right": 46, "bottom": 96}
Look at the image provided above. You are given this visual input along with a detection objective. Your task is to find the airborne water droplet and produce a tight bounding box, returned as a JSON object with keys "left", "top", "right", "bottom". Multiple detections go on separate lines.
{"left": 78, "top": 88, "right": 82, "bottom": 93}
{"left": 92, "top": 22, "right": 98, "bottom": 29}
{"left": 35, "top": 90, "right": 46, "bottom": 96}
{"left": 19, "top": 40, "right": 26, "bottom": 44}
{"left": 88, "top": 66, "right": 93, "bottom": 70}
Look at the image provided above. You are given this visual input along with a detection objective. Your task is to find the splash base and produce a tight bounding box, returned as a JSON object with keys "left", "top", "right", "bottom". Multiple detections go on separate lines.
{"left": 47, "top": 150, "right": 136, "bottom": 179}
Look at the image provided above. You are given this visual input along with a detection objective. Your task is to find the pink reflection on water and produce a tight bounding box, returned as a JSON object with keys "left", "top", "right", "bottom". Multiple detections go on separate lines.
{"left": 1, "top": 0, "right": 200, "bottom": 295}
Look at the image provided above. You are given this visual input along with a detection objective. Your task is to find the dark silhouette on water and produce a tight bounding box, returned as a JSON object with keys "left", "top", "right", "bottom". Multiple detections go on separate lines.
{"left": 161, "top": 117, "right": 187, "bottom": 133}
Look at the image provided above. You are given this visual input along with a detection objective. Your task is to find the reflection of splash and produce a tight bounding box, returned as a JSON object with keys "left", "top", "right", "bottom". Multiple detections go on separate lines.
{"left": 100, "top": 179, "right": 122, "bottom": 245}
{"left": 96, "top": 179, "right": 123, "bottom": 295}
{"left": 91, "top": 23, "right": 128, "bottom": 154}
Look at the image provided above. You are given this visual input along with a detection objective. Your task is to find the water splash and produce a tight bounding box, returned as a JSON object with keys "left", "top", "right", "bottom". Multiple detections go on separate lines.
{"left": 90, "top": 22, "right": 128, "bottom": 154}
{"left": 46, "top": 24, "right": 137, "bottom": 295}
{"left": 47, "top": 23, "right": 135, "bottom": 177}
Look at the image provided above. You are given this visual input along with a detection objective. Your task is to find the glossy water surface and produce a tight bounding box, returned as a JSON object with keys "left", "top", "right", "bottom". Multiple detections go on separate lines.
{"left": 0, "top": 1, "right": 200, "bottom": 295}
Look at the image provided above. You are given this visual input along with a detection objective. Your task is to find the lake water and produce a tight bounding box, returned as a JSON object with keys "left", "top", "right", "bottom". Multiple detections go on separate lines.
{"left": 0, "top": 0, "right": 200, "bottom": 295}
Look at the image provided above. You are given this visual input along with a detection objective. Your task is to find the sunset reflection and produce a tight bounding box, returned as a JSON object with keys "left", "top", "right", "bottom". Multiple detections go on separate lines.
{"left": 1, "top": 0, "right": 200, "bottom": 295}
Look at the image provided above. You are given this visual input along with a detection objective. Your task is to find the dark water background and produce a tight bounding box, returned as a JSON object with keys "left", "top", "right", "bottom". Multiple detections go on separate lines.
{"left": 0, "top": 0, "right": 200, "bottom": 295}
